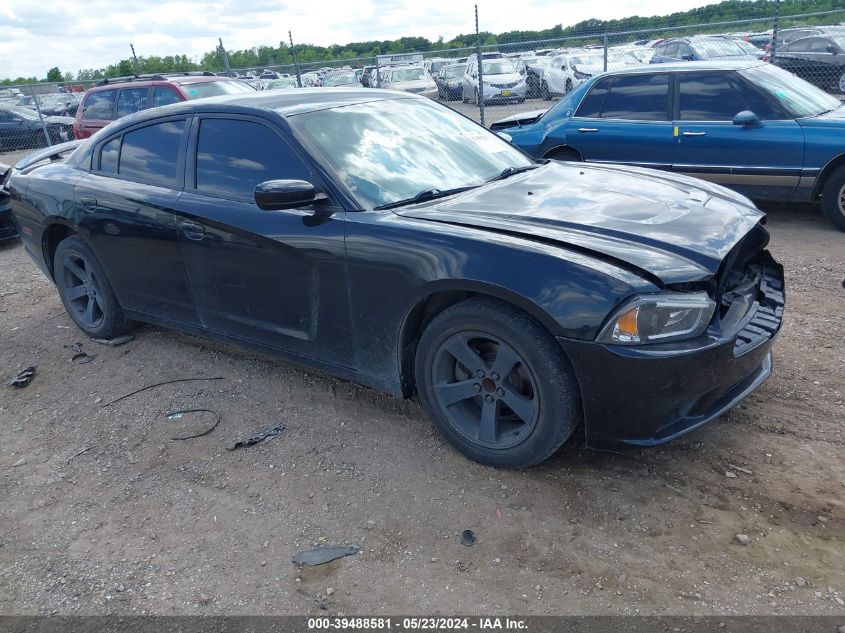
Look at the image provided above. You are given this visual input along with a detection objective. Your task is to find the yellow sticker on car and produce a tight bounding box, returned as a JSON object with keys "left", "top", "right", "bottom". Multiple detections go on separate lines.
{"left": 501, "top": 90, "right": 512, "bottom": 97}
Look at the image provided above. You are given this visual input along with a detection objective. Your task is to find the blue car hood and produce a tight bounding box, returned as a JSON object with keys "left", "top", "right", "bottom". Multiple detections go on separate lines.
{"left": 395, "top": 162, "right": 765, "bottom": 285}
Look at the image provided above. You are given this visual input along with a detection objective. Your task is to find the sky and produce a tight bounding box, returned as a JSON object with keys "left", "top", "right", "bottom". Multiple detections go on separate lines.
{"left": 0, "top": 0, "right": 716, "bottom": 79}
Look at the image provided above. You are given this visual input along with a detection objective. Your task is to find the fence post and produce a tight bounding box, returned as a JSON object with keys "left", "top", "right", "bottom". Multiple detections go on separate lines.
{"left": 30, "top": 86, "right": 52, "bottom": 149}
{"left": 376, "top": 57, "right": 381, "bottom": 88}
{"left": 130, "top": 43, "right": 141, "bottom": 76}
{"left": 218, "top": 38, "right": 232, "bottom": 77}
{"left": 289, "top": 31, "right": 302, "bottom": 87}
{"left": 770, "top": 0, "right": 781, "bottom": 61}
{"left": 475, "top": 4, "right": 485, "bottom": 127}
{"left": 603, "top": 34, "right": 609, "bottom": 72}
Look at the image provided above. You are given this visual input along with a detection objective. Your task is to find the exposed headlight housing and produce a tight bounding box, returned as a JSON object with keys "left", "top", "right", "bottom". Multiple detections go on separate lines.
{"left": 598, "top": 292, "right": 716, "bottom": 345}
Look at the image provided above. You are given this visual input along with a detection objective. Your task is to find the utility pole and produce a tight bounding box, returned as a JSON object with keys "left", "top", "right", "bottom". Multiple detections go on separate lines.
{"left": 770, "top": 0, "right": 781, "bottom": 61}
{"left": 130, "top": 43, "right": 140, "bottom": 76}
{"left": 289, "top": 31, "right": 302, "bottom": 87}
{"left": 218, "top": 38, "right": 232, "bottom": 76}
{"left": 475, "top": 4, "right": 484, "bottom": 127}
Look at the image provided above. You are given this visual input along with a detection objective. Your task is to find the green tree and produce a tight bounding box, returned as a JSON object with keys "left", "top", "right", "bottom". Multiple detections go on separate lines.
{"left": 46, "top": 67, "right": 62, "bottom": 82}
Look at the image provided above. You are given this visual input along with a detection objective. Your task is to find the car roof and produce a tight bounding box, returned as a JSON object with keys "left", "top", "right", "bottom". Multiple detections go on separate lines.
{"left": 601, "top": 60, "right": 765, "bottom": 75}
{"left": 107, "top": 87, "right": 417, "bottom": 125}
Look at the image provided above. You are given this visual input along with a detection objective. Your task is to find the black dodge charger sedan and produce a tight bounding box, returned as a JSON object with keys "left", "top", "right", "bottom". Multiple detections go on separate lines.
{"left": 7, "top": 88, "right": 785, "bottom": 468}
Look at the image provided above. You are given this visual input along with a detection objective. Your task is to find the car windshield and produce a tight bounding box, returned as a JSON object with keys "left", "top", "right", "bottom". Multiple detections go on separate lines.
{"left": 180, "top": 80, "right": 255, "bottom": 100}
{"left": 291, "top": 97, "right": 533, "bottom": 209}
{"left": 430, "top": 61, "right": 450, "bottom": 73}
{"left": 443, "top": 65, "right": 465, "bottom": 78}
{"left": 741, "top": 63, "right": 841, "bottom": 117}
{"left": 694, "top": 38, "right": 747, "bottom": 58}
{"left": 323, "top": 72, "right": 358, "bottom": 86}
{"left": 482, "top": 60, "right": 517, "bottom": 75}
{"left": 390, "top": 68, "right": 426, "bottom": 82}
{"left": 526, "top": 57, "right": 551, "bottom": 68}
{"left": 268, "top": 78, "right": 297, "bottom": 89}
{"left": 8, "top": 106, "right": 39, "bottom": 120}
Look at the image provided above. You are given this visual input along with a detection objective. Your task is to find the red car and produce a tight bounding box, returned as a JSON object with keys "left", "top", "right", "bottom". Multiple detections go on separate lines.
{"left": 73, "top": 72, "right": 254, "bottom": 139}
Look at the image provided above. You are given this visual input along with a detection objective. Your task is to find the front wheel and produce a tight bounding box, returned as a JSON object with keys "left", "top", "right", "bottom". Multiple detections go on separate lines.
{"left": 54, "top": 236, "right": 133, "bottom": 338}
{"left": 415, "top": 298, "right": 581, "bottom": 468}
{"left": 541, "top": 81, "right": 550, "bottom": 100}
{"left": 820, "top": 165, "right": 845, "bottom": 231}
{"left": 565, "top": 79, "right": 573, "bottom": 93}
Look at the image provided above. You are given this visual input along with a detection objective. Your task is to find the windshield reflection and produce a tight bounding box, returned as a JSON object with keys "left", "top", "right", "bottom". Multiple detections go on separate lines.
{"left": 290, "top": 97, "right": 532, "bottom": 208}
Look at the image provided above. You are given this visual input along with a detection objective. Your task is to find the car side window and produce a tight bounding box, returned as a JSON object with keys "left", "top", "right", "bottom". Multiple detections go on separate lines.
{"left": 808, "top": 38, "right": 834, "bottom": 53}
{"left": 679, "top": 73, "right": 746, "bottom": 121}
{"left": 785, "top": 38, "right": 812, "bottom": 53}
{"left": 83, "top": 90, "right": 117, "bottom": 120}
{"left": 195, "top": 118, "right": 311, "bottom": 202}
{"left": 677, "top": 43, "right": 693, "bottom": 59}
{"left": 575, "top": 77, "right": 611, "bottom": 118}
{"left": 153, "top": 87, "right": 181, "bottom": 107}
{"left": 662, "top": 42, "right": 679, "bottom": 57}
{"left": 599, "top": 74, "right": 670, "bottom": 121}
{"left": 116, "top": 88, "right": 150, "bottom": 118}
{"left": 100, "top": 137, "right": 121, "bottom": 174}
{"left": 118, "top": 120, "right": 185, "bottom": 187}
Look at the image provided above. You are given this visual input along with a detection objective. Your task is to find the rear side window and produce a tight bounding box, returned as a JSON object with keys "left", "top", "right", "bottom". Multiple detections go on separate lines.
{"left": 575, "top": 77, "right": 611, "bottom": 118}
{"left": 83, "top": 90, "right": 116, "bottom": 120}
{"left": 117, "top": 88, "right": 150, "bottom": 118}
{"left": 679, "top": 73, "right": 747, "bottom": 121}
{"left": 600, "top": 74, "right": 670, "bottom": 121}
{"left": 153, "top": 87, "right": 181, "bottom": 107}
{"left": 100, "top": 137, "right": 120, "bottom": 174}
{"left": 118, "top": 120, "right": 185, "bottom": 187}
{"left": 195, "top": 118, "right": 311, "bottom": 201}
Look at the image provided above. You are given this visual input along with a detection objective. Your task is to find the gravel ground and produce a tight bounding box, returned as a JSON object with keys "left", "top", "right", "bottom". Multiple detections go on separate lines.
{"left": 0, "top": 199, "right": 843, "bottom": 616}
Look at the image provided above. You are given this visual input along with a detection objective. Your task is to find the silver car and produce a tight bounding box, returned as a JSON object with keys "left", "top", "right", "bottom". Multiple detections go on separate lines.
{"left": 462, "top": 57, "right": 527, "bottom": 104}
{"left": 380, "top": 66, "right": 438, "bottom": 99}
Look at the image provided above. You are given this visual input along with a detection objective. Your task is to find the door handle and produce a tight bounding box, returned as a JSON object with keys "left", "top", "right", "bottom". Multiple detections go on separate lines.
{"left": 80, "top": 197, "right": 97, "bottom": 212}
{"left": 577, "top": 128, "right": 599, "bottom": 133}
{"left": 179, "top": 221, "right": 206, "bottom": 241}
{"left": 682, "top": 131, "right": 707, "bottom": 136}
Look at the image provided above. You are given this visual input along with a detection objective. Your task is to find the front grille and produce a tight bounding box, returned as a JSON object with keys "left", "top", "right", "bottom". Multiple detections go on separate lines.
{"left": 733, "top": 261, "right": 784, "bottom": 355}
{"left": 491, "top": 81, "right": 519, "bottom": 89}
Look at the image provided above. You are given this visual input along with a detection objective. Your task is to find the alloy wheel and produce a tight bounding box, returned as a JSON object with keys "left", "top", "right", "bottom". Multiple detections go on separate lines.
{"left": 431, "top": 331, "right": 540, "bottom": 450}
{"left": 60, "top": 253, "right": 105, "bottom": 328}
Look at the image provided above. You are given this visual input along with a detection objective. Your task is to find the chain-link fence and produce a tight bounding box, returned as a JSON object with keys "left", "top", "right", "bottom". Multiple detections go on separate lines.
{"left": 2, "top": 7, "right": 845, "bottom": 161}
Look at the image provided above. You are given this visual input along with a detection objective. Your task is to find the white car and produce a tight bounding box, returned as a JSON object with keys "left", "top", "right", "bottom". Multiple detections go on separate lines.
{"left": 462, "top": 56, "right": 527, "bottom": 104}
{"left": 380, "top": 66, "right": 438, "bottom": 99}
{"left": 539, "top": 53, "right": 579, "bottom": 99}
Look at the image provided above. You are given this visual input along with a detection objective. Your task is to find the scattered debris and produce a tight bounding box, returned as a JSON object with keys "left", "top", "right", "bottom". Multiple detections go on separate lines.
{"left": 734, "top": 534, "right": 751, "bottom": 545}
{"left": 92, "top": 334, "right": 135, "bottom": 347}
{"left": 13, "top": 458, "right": 26, "bottom": 467}
{"left": 9, "top": 366, "right": 36, "bottom": 388}
{"left": 727, "top": 463, "right": 754, "bottom": 475}
{"left": 665, "top": 483, "right": 684, "bottom": 494}
{"left": 71, "top": 351, "right": 97, "bottom": 364}
{"left": 0, "top": 290, "right": 19, "bottom": 298}
{"left": 292, "top": 545, "right": 359, "bottom": 566}
{"left": 103, "top": 376, "right": 225, "bottom": 407}
{"left": 166, "top": 409, "right": 220, "bottom": 441}
{"left": 795, "top": 577, "right": 807, "bottom": 587}
{"left": 460, "top": 529, "right": 476, "bottom": 547}
{"left": 227, "top": 422, "right": 285, "bottom": 451}
{"left": 65, "top": 444, "right": 93, "bottom": 462}
{"left": 725, "top": 471, "right": 738, "bottom": 479}
{"left": 326, "top": 587, "right": 335, "bottom": 596}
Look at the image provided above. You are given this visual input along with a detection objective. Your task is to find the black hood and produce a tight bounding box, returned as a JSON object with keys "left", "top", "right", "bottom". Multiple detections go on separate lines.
{"left": 395, "top": 162, "right": 764, "bottom": 285}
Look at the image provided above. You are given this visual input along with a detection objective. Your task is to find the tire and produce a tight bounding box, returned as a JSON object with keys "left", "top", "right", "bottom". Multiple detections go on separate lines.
{"left": 820, "top": 164, "right": 845, "bottom": 232}
{"left": 54, "top": 235, "right": 133, "bottom": 338}
{"left": 839, "top": 70, "right": 845, "bottom": 94}
{"left": 565, "top": 79, "right": 573, "bottom": 93}
{"left": 541, "top": 81, "right": 550, "bottom": 100}
{"left": 474, "top": 89, "right": 481, "bottom": 107}
{"left": 415, "top": 297, "right": 581, "bottom": 469}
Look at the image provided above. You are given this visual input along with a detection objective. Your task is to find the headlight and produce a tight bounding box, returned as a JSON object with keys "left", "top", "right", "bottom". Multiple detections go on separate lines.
{"left": 598, "top": 292, "right": 716, "bottom": 345}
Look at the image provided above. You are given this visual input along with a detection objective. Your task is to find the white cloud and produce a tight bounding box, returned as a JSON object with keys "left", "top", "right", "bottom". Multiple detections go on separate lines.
{"left": 0, "top": 0, "right": 719, "bottom": 79}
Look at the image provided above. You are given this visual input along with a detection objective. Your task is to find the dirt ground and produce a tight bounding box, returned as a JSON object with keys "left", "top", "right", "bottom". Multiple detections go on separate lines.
{"left": 0, "top": 202, "right": 843, "bottom": 617}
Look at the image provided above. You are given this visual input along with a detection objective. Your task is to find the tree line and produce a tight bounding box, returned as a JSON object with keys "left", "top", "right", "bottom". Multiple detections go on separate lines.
{"left": 2, "top": 0, "right": 841, "bottom": 85}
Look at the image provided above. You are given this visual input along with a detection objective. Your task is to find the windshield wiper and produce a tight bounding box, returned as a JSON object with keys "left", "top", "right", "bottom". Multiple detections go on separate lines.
{"left": 374, "top": 186, "right": 478, "bottom": 210}
{"left": 485, "top": 164, "right": 540, "bottom": 183}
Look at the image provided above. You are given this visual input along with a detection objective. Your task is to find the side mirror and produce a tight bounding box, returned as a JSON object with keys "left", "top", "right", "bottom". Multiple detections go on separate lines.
{"left": 254, "top": 180, "right": 326, "bottom": 210}
{"left": 682, "top": 54, "right": 695, "bottom": 61}
{"left": 733, "top": 110, "right": 761, "bottom": 128}
{"left": 827, "top": 45, "right": 839, "bottom": 54}
{"left": 495, "top": 131, "right": 513, "bottom": 142}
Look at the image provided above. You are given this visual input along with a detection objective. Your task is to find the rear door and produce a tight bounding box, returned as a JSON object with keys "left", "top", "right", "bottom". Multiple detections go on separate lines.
{"left": 77, "top": 88, "right": 117, "bottom": 138}
{"left": 671, "top": 71, "right": 804, "bottom": 199}
{"left": 565, "top": 72, "right": 675, "bottom": 170}
{"left": 174, "top": 115, "right": 352, "bottom": 367}
{"left": 74, "top": 116, "right": 200, "bottom": 325}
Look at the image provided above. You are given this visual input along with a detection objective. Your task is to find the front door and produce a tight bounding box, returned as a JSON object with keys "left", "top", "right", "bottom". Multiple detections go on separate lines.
{"left": 565, "top": 72, "right": 675, "bottom": 170}
{"left": 672, "top": 71, "right": 805, "bottom": 200}
{"left": 175, "top": 115, "right": 352, "bottom": 367}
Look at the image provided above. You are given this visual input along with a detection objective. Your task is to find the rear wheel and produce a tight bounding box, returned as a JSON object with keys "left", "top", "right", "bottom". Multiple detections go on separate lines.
{"left": 54, "top": 236, "right": 133, "bottom": 338}
{"left": 415, "top": 298, "right": 581, "bottom": 468}
{"left": 541, "top": 81, "right": 550, "bottom": 100}
{"left": 565, "top": 79, "right": 573, "bottom": 93}
{"left": 821, "top": 165, "right": 845, "bottom": 232}
{"left": 546, "top": 148, "right": 582, "bottom": 163}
